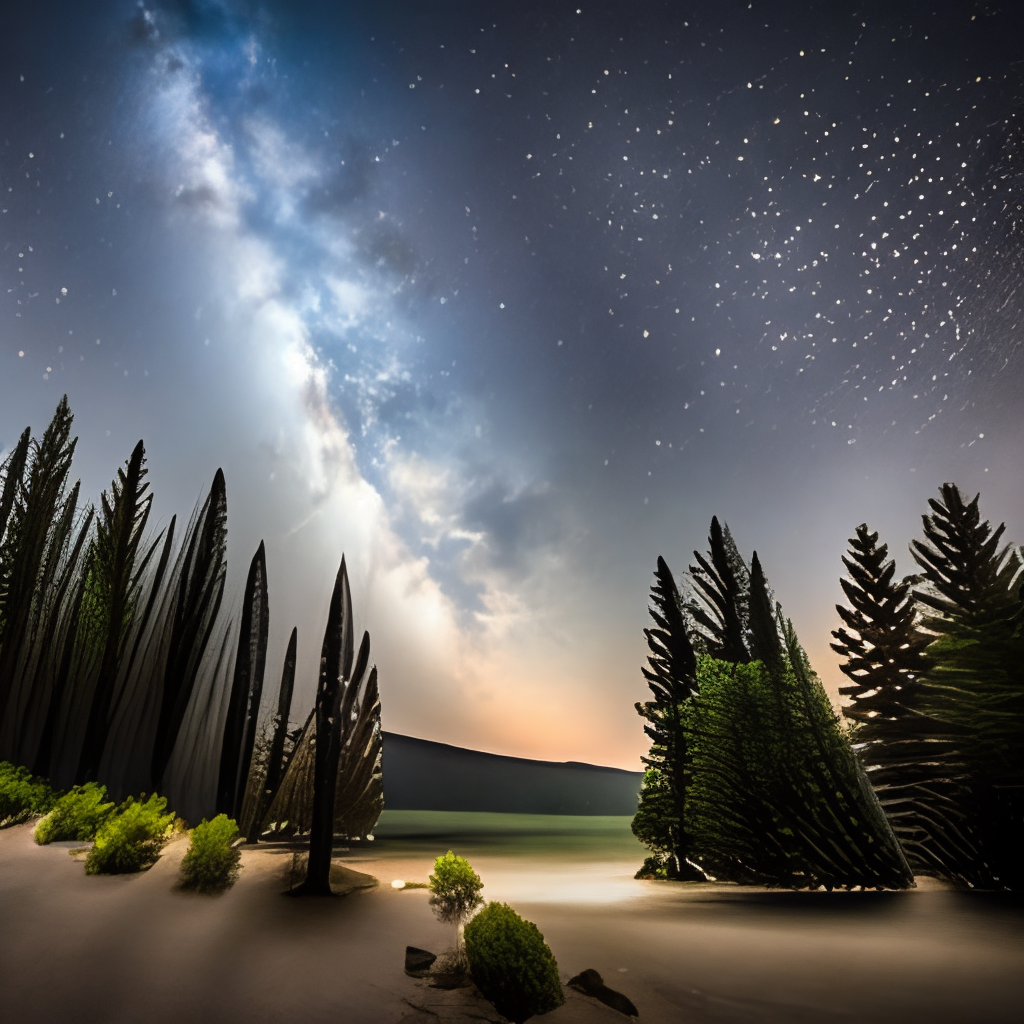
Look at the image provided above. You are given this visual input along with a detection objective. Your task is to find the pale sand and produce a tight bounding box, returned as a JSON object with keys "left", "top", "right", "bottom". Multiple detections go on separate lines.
{"left": 1, "top": 821, "right": 1022, "bottom": 1023}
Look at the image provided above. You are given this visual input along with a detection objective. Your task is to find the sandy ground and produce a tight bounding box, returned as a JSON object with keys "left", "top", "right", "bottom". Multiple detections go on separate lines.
{"left": 1, "top": 821, "right": 1022, "bottom": 1024}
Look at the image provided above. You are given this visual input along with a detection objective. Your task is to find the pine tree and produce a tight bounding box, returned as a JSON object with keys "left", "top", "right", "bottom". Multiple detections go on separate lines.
{"left": 77, "top": 441, "right": 158, "bottom": 782}
{"left": 830, "top": 523, "right": 981, "bottom": 883}
{"left": 680, "top": 522, "right": 912, "bottom": 889}
{"left": 632, "top": 556, "right": 703, "bottom": 879}
{"left": 910, "top": 483, "right": 1024, "bottom": 887}
{"left": 687, "top": 517, "right": 750, "bottom": 663}
{"left": 0, "top": 397, "right": 81, "bottom": 763}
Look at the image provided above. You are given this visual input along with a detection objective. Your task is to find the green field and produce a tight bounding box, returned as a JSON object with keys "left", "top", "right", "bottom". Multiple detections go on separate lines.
{"left": 372, "top": 810, "right": 644, "bottom": 861}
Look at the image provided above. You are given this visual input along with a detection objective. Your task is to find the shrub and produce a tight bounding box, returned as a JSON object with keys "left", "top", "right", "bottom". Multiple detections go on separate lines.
{"left": 464, "top": 901, "right": 564, "bottom": 1023}
{"left": 634, "top": 854, "right": 670, "bottom": 880}
{"left": 0, "top": 762, "right": 56, "bottom": 827}
{"left": 85, "top": 794, "right": 175, "bottom": 875}
{"left": 35, "top": 782, "right": 115, "bottom": 844}
{"left": 179, "top": 814, "right": 242, "bottom": 893}
{"left": 429, "top": 850, "right": 484, "bottom": 949}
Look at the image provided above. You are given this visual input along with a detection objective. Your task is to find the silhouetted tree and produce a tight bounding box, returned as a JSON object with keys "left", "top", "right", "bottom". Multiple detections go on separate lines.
{"left": 910, "top": 483, "right": 1024, "bottom": 887}
{"left": 150, "top": 469, "right": 228, "bottom": 790}
{"left": 243, "top": 625, "right": 296, "bottom": 842}
{"left": 291, "top": 555, "right": 376, "bottom": 895}
{"left": 216, "top": 541, "right": 269, "bottom": 820}
{"left": 0, "top": 397, "right": 81, "bottom": 764}
{"left": 688, "top": 517, "right": 750, "bottom": 663}
{"left": 677, "top": 522, "right": 912, "bottom": 889}
{"left": 830, "top": 523, "right": 981, "bottom": 883}
{"left": 77, "top": 441, "right": 159, "bottom": 782}
{"left": 632, "top": 556, "right": 702, "bottom": 879}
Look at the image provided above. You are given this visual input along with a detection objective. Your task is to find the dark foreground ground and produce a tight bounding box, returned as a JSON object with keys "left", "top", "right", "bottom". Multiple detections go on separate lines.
{"left": 1, "top": 812, "right": 1022, "bottom": 1023}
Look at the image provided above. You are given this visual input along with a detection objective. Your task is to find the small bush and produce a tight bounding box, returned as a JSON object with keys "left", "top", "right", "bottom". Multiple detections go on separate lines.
{"left": 634, "top": 854, "right": 670, "bottom": 879}
{"left": 429, "top": 850, "right": 484, "bottom": 934}
{"left": 85, "top": 793, "right": 175, "bottom": 875}
{"left": 179, "top": 814, "right": 242, "bottom": 893}
{"left": 35, "top": 782, "right": 115, "bottom": 844}
{"left": 0, "top": 762, "right": 56, "bottom": 827}
{"left": 464, "top": 901, "right": 564, "bottom": 1023}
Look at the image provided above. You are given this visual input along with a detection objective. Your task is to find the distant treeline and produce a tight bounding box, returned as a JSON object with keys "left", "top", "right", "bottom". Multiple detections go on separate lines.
{"left": 635, "top": 490, "right": 1023, "bottom": 890}
{"left": 0, "top": 397, "right": 382, "bottom": 846}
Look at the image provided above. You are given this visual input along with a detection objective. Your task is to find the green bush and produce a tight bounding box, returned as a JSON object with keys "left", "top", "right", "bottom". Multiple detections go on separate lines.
{"left": 634, "top": 854, "right": 670, "bottom": 880}
{"left": 464, "top": 901, "right": 564, "bottom": 1023}
{"left": 0, "top": 762, "right": 56, "bottom": 827}
{"left": 429, "top": 850, "right": 484, "bottom": 946}
{"left": 179, "top": 814, "right": 242, "bottom": 893}
{"left": 85, "top": 793, "right": 175, "bottom": 875}
{"left": 35, "top": 782, "right": 115, "bottom": 844}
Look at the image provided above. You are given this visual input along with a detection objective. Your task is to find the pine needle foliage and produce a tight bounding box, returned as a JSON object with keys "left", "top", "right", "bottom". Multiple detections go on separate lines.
{"left": 633, "top": 556, "right": 702, "bottom": 878}
{"left": 77, "top": 441, "right": 158, "bottom": 782}
{"left": 831, "top": 522, "right": 980, "bottom": 883}
{"left": 649, "top": 520, "right": 912, "bottom": 889}
{"left": 909, "top": 483, "right": 1024, "bottom": 887}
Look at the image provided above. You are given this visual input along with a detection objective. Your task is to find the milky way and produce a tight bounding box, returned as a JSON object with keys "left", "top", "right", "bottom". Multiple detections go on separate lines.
{"left": 2, "top": 1, "right": 1022, "bottom": 766}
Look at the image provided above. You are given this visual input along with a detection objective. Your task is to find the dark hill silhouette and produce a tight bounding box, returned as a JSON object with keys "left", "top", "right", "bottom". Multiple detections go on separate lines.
{"left": 381, "top": 732, "right": 642, "bottom": 815}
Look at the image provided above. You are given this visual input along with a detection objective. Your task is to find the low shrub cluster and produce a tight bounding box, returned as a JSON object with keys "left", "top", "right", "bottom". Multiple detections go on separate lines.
{"left": 34, "top": 782, "right": 115, "bottom": 844}
{"left": 179, "top": 814, "right": 242, "bottom": 893}
{"left": 464, "top": 901, "right": 564, "bottom": 1024}
{"left": 85, "top": 794, "right": 175, "bottom": 875}
{"left": 0, "top": 762, "right": 56, "bottom": 827}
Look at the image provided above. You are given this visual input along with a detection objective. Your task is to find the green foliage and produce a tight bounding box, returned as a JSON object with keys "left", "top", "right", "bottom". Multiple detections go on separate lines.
{"left": 429, "top": 850, "right": 484, "bottom": 928}
{"left": 638, "top": 518, "right": 911, "bottom": 890}
{"left": 179, "top": 814, "right": 242, "bottom": 893}
{"left": 907, "top": 484, "right": 1024, "bottom": 887}
{"left": 0, "top": 762, "right": 56, "bottom": 826}
{"left": 633, "top": 556, "right": 702, "bottom": 879}
{"left": 634, "top": 855, "right": 670, "bottom": 879}
{"left": 464, "top": 901, "right": 564, "bottom": 1024}
{"left": 84, "top": 794, "right": 175, "bottom": 875}
{"left": 34, "top": 782, "right": 114, "bottom": 844}
{"left": 631, "top": 768, "right": 677, "bottom": 862}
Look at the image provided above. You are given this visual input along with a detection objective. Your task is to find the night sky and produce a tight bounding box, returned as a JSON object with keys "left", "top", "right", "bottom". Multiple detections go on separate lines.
{"left": 2, "top": 0, "right": 1022, "bottom": 769}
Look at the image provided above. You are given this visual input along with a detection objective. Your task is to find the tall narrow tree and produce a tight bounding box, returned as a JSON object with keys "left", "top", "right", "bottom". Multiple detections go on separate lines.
{"left": 830, "top": 523, "right": 981, "bottom": 882}
{"left": 77, "top": 441, "right": 158, "bottom": 782}
{"left": 910, "top": 483, "right": 1024, "bottom": 887}
{"left": 0, "top": 397, "right": 79, "bottom": 761}
{"left": 632, "top": 556, "right": 703, "bottom": 879}
{"left": 217, "top": 541, "right": 269, "bottom": 820}
{"left": 292, "top": 555, "right": 375, "bottom": 895}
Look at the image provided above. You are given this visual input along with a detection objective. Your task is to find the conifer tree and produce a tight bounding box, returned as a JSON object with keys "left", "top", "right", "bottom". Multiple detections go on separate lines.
{"left": 830, "top": 523, "right": 981, "bottom": 882}
{"left": 77, "top": 441, "right": 158, "bottom": 782}
{"left": 632, "top": 556, "right": 702, "bottom": 879}
{"left": 0, "top": 397, "right": 80, "bottom": 763}
{"left": 679, "top": 521, "right": 912, "bottom": 889}
{"left": 910, "top": 483, "right": 1024, "bottom": 887}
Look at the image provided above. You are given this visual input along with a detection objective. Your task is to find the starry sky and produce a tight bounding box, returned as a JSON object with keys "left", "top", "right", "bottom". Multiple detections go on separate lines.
{"left": 2, "top": 0, "right": 1022, "bottom": 769}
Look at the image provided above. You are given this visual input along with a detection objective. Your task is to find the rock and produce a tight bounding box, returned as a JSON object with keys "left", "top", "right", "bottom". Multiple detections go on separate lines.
{"left": 567, "top": 969, "right": 639, "bottom": 1017}
{"left": 405, "top": 946, "right": 437, "bottom": 977}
